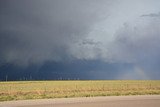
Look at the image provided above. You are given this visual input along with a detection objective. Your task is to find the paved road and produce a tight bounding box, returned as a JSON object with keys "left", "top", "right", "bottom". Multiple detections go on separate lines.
{"left": 0, "top": 95, "right": 160, "bottom": 107}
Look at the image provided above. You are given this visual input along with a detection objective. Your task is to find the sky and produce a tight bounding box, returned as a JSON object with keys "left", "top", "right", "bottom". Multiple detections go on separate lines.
{"left": 0, "top": 0, "right": 160, "bottom": 80}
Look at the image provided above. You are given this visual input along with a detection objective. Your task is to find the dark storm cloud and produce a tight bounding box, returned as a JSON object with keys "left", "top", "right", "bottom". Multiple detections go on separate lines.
{"left": 0, "top": 60, "right": 134, "bottom": 80}
{"left": 0, "top": 0, "right": 110, "bottom": 66}
{"left": 0, "top": 0, "right": 160, "bottom": 80}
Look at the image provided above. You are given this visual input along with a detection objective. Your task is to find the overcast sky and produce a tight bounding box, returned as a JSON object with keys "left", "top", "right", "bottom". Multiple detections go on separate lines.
{"left": 0, "top": 0, "right": 160, "bottom": 80}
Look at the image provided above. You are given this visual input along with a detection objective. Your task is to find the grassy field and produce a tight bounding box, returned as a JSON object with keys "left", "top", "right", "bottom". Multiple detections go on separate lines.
{"left": 0, "top": 80, "right": 160, "bottom": 101}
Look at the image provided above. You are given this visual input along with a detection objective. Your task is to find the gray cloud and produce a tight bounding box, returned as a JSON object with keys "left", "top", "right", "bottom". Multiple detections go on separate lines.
{"left": 141, "top": 12, "right": 160, "bottom": 17}
{"left": 0, "top": 0, "right": 111, "bottom": 66}
{"left": 0, "top": 0, "right": 160, "bottom": 79}
{"left": 110, "top": 20, "right": 160, "bottom": 63}
{"left": 81, "top": 39, "right": 101, "bottom": 46}
{"left": 105, "top": 17, "right": 160, "bottom": 79}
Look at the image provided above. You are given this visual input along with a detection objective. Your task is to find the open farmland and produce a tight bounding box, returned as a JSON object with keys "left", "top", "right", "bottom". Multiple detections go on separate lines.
{"left": 0, "top": 80, "right": 160, "bottom": 101}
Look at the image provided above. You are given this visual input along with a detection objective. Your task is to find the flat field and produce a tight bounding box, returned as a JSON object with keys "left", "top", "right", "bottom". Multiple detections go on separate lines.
{"left": 0, "top": 80, "right": 160, "bottom": 101}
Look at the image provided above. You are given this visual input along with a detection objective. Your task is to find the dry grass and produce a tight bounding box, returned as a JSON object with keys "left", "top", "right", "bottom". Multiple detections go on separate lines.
{"left": 0, "top": 80, "right": 160, "bottom": 101}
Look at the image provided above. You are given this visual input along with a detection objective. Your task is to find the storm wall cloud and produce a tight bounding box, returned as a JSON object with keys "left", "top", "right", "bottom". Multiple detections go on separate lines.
{"left": 0, "top": 0, "right": 110, "bottom": 65}
{"left": 0, "top": 0, "right": 160, "bottom": 80}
